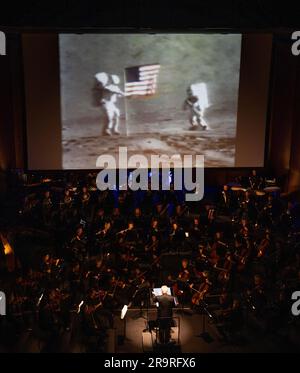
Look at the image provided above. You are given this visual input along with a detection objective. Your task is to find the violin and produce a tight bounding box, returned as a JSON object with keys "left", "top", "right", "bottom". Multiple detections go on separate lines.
{"left": 145, "top": 240, "right": 158, "bottom": 253}
{"left": 84, "top": 289, "right": 107, "bottom": 314}
{"left": 176, "top": 204, "right": 189, "bottom": 217}
{"left": 240, "top": 224, "right": 250, "bottom": 238}
{"left": 84, "top": 302, "right": 103, "bottom": 315}
{"left": 60, "top": 196, "right": 73, "bottom": 209}
{"left": 217, "top": 254, "right": 234, "bottom": 284}
{"left": 235, "top": 242, "right": 250, "bottom": 272}
{"left": 178, "top": 269, "right": 190, "bottom": 282}
{"left": 159, "top": 203, "right": 170, "bottom": 216}
{"left": 82, "top": 193, "right": 90, "bottom": 204}
{"left": 46, "top": 289, "right": 67, "bottom": 314}
{"left": 257, "top": 237, "right": 270, "bottom": 258}
{"left": 191, "top": 279, "right": 211, "bottom": 306}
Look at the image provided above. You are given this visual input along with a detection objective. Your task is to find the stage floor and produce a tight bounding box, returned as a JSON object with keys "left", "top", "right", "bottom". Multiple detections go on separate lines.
{"left": 114, "top": 308, "right": 299, "bottom": 353}
{"left": 1, "top": 308, "right": 299, "bottom": 353}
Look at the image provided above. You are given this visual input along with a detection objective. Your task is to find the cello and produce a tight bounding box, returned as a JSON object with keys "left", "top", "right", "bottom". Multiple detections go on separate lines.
{"left": 191, "top": 275, "right": 212, "bottom": 306}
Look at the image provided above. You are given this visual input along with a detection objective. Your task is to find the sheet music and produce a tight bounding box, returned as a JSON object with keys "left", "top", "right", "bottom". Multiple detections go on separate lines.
{"left": 152, "top": 287, "right": 178, "bottom": 306}
{"left": 153, "top": 287, "right": 171, "bottom": 296}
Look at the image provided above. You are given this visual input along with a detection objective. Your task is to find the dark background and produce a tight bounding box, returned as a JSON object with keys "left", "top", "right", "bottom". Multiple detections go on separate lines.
{"left": 1, "top": 1, "right": 300, "bottom": 30}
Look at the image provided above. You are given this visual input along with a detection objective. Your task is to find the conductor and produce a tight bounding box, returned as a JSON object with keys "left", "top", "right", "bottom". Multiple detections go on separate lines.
{"left": 152, "top": 285, "right": 175, "bottom": 344}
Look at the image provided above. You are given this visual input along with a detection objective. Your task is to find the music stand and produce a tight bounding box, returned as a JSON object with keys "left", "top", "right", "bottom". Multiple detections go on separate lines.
{"left": 195, "top": 300, "right": 214, "bottom": 343}
{"left": 151, "top": 287, "right": 178, "bottom": 305}
{"left": 189, "top": 286, "right": 214, "bottom": 343}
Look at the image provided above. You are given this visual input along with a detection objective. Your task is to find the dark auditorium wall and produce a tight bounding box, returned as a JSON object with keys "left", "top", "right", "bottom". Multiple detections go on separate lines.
{"left": 0, "top": 36, "right": 14, "bottom": 198}
{"left": 267, "top": 34, "right": 300, "bottom": 193}
{"left": 0, "top": 34, "right": 24, "bottom": 172}
{"left": 0, "top": 34, "right": 24, "bottom": 199}
{"left": 0, "top": 40, "right": 14, "bottom": 172}
{"left": 287, "top": 66, "right": 300, "bottom": 194}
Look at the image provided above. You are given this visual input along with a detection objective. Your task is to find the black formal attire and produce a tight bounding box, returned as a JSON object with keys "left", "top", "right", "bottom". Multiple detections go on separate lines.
{"left": 153, "top": 294, "right": 174, "bottom": 344}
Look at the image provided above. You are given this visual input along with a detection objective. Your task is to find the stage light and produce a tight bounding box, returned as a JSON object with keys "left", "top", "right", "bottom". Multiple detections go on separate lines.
{"left": 121, "top": 305, "right": 128, "bottom": 319}
{"left": 0, "top": 233, "right": 13, "bottom": 255}
{"left": 3, "top": 242, "right": 13, "bottom": 255}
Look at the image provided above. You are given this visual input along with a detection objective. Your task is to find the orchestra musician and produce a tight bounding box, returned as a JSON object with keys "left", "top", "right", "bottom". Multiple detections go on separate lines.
{"left": 95, "top": 220, "right": 113, "bottom": 255}
{"left": 233, "top": 236, "right": 251, "bottom": 273}
{"left": 70, "top": 226, "right": 88, "bottom": 262}
{"left": 123, "top": 221, "right": 139, "bottom": 243}
{"left": 194, "top": 244, "right": 210, "bottom": 272}
{"left": 81, "top": 186, "right": 91, "bottom": 205}
{"left": 246, "top": 274, "right": 267, "bottom": 316}
{"left": 239, "top": 217, "right": 252, "bottom": 241}
{"left": 4, "top": 169, "right": 300, "bottom": 352}
{"left": 110, "top": 207, "right": 125, "bottom": 232}
{"left": 142, "top": 234, "right": 160, "bottom": 272}
{"left": 42, "top": 190, "right": 53, "bottom": 226}
{"left": 189, "top": 216, "right": 204, "bottom": 242}
{"left": 171, "top": 258, "right": 193, "bottom": 304}
{"left": 191, "top": 271, "right": 212, "bottom": 306}
{"left": 80, "top": 186, "right": 92, "bottom": 221}
{"left": 154, "top": 202, "right": 170, "bottom": 231}
{"left": 209, "top": 232, "right": 228, "bottom": 267}
{"left": 149, "top": 218, "right": 160, "bottom": 240}
{"left": 39, "top": 288, "right": 68, "bottom": 334}
{"left": 256, "top": 229, "right": 271, "bottom": 259}
{"left": 69, "top": 262, "right": 84, "bottom": 306}
{"left": 238, "top": 190, "right": 258, "bottom": 222}
{"left": 60, "top": 189, "right": 74, "bottom": 225}
{"left": 169, "top": 220, "right": 185, "bottom": 251}
{"left": 216, "top": 251, "right": 235, "bottom": 287}
{"left": 248, "top": 169, "right": 263, "bottom": 190}
{"left": 92, "top": 207, "right": 106, "bottom": 232}
{"left": 40, "top": 254, "right": 64, "bottom": 285}
{"left": 218, "top": 185, "right": 235, "bottom": 215}
{"left": 173, "top": 204, "right": 189, "bottom": 229}
{"left": 131, "top": 207, "right": 145, "bottom": 232}
{"left": 82, "top": 288, "right": 113, "bottom": 335}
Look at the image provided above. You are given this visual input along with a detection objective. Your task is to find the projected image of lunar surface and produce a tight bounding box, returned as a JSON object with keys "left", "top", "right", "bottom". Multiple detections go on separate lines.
{"left": 59, "top": 34, "right": 241, "bottom": 168}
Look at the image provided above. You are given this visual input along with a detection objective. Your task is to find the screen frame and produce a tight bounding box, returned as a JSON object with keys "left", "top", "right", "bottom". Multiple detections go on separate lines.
{"left": 21, "top": 31, "right": 273, "bottom": 172}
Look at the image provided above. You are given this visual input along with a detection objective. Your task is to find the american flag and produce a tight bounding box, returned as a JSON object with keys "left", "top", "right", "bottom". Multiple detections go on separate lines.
{"left": 124, "top": 64, "right": 160, "bottom": 97}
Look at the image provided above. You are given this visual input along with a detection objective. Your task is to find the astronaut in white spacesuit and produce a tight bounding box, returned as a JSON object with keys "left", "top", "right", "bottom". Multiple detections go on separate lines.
{"left": 95, "top": 72, "right": 125, "bottom": 135}
{"left": 183, "top": 83, "right": 209, "bottom": 130}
